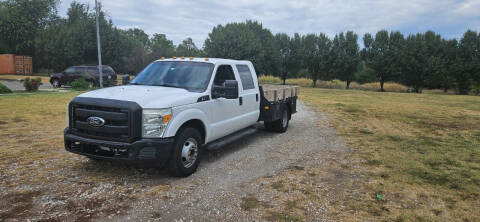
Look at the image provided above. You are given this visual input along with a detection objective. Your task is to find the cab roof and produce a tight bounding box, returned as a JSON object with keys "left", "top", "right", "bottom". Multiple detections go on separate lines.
{"left": 154, "top": 57, "right": 252, "bottom": 65}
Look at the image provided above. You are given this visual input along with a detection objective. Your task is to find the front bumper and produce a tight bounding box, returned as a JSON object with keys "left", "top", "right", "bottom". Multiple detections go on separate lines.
{"left": 64, "top": 128, "right": 174, "bottom": 167}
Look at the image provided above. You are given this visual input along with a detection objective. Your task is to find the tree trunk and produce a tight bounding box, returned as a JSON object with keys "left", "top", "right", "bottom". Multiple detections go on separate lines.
{"left": 346, "top": 80, "right": 351, "bottom": 89}
{"left": 282, "top": 78, "right": 286, "bottom": 85}
{"left": 313, "top": 79, "right": 317, "bottom": 88}
{"left": 380, "top": 79, "right": 385, "bottom": 92}
{"left": 443, "top": 87, "right": 448, "bottom": 93}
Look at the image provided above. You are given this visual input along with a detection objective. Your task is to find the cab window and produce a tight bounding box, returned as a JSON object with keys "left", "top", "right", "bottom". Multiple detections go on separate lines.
{"left": 213, "top": 65, "right": 236, "bottom": 86}
{"left": 236, "top": 65, "right": 255, "bottom": 90}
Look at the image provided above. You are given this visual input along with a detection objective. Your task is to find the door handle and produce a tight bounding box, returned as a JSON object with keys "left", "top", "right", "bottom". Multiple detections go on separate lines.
{"left": 239, "top": 97, "right": 243, "bottom": 105}
{"left": 256, "top": 93, "right": 259, "bottom": 102}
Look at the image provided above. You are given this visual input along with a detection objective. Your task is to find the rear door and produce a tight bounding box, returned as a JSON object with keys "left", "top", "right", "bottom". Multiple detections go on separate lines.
{"left": 235, "top": 64, "right": 260, "bottom": 128}
{"left": 71, "top": 67, "right": 86, "bottom": 83}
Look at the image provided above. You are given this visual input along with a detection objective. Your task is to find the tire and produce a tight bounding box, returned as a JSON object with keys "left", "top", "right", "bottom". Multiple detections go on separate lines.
{"left": 264, "top": 104, "right": 290, "bottom": 133}
{"left": 167, "top": 127, "right": 202, "bottom": 177}
{"left": 51, "top": 79, "right": 60, "bottom": 88}
{"left": 87, "top": 156, "right": 103, "bottom": 162}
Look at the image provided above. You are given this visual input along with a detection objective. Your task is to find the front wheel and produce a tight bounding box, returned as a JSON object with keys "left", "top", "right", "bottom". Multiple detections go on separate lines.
{"left": 167, "top": 127, "right": 202, "bottom": 177}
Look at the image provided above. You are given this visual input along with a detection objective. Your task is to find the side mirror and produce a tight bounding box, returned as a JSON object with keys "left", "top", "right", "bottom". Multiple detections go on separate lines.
{"left": 122, "top": 74, "right": 130, "bottom": 85}
{"left": 212, "top": 80, "right": 239, "bottom": 99}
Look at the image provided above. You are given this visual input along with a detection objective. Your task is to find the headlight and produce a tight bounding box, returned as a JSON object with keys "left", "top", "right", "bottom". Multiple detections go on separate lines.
{"left": 142, "top": 109, "right": 172, "bottom": 138}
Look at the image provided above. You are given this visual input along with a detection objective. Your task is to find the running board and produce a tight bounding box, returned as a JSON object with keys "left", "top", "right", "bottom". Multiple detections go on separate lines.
{"left": 204, "top": 126, "right": 258, "bottom": 151}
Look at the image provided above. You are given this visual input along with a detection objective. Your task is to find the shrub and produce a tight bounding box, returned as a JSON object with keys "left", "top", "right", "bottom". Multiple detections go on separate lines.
{"left": 23, "top": 77, "right": 42, "bottom": 92}
{"left": 0, "top": 82, "right": 12, "bottom": 94}
{"left": 258, "top": 75, "right": 282, "bottom": 84}
{"left": 316, "top": 79, "right": 346, "bottom": 89}
{"left": 285, "top": 78, "right": 312, "bottom": 87}
{"left": 71, "top": 75, "right": 93, "bottom": 90}
{"left": 355, "top": 82, "right": 408, "bottom": 92}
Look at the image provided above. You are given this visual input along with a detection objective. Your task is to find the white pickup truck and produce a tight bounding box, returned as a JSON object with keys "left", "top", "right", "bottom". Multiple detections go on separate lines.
{"left": 64, "top": 58, "right": 299, "bottom": 176}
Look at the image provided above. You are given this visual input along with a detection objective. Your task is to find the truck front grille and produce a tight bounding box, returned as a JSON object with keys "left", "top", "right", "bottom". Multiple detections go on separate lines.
{"left": 69, "top": 97, "right": 142, "bottom": 143}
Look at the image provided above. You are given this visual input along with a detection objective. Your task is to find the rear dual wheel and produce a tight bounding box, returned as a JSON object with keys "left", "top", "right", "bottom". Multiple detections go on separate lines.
{"left": 264, "top": 104, "right": 290, "bottom": 133}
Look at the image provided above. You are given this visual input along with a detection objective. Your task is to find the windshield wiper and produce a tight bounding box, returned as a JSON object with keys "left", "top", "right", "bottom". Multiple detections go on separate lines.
{"left": 153, "top": 84, "right": 183, "bottom": 89}
{"left": 129, "top": 82, "right": 142, "bottom": 85}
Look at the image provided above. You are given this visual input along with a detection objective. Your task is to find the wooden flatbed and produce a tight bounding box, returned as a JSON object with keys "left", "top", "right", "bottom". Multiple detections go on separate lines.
{"left": 258, "top": 84, "right": 299, "bottom": 122}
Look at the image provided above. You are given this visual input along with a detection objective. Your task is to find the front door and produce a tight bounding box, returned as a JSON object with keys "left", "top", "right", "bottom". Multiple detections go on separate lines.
{"left": 208, "top": 65, "right": 243, "bottom": 141}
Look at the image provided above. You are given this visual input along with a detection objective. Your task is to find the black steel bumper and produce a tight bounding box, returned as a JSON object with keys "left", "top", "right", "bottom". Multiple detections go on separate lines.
{"left": 64, "top": 128, "right": 175, "bottom": 167}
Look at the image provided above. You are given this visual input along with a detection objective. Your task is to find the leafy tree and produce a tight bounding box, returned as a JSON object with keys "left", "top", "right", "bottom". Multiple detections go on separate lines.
{"left": 0, "top": 0, "right": 57, "bottom": 55}
{"left": 204, "top": 20, "right": 280, "bottom": 75}
{"left": 176, "top": 37, "right": 201, "bottom": 57}
{"left": 149, "top": 33, "right": 175, "bottom": 61}
{"left": 332, "top": 31, "right": 359, "bottom": 89}
{"left": 274, "top": 33, "right": 293, "bottom": 84}
{"left": 457, "top": 30, "right": 478, "bottom": 94}
{"left": 362, "top": 30, "right": 404, "bottom": 91}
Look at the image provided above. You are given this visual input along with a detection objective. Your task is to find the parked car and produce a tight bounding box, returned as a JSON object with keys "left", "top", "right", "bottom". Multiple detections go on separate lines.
{"left": 64, "top": 58, "right": 299, "bottom": 177}
{"left": 50, "top": 65, "right": 117, "bottom": 88}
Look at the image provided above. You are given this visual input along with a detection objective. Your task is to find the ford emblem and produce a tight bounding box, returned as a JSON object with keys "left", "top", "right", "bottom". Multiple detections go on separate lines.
{"left": 87, "top": 116, "right": 105, "bottom": 127}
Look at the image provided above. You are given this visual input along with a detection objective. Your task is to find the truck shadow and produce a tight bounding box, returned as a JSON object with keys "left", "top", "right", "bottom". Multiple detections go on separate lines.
{"left": 73, "top": 123, "right": 285, "bottom": 180}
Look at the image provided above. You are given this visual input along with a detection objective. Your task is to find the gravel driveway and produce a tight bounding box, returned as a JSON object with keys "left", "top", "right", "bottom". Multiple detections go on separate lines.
{"left": 0, "top": 80, "right": 52, "bottom": 91}
{"left": 116, "top": 102, "right": 352, "bottom": 221}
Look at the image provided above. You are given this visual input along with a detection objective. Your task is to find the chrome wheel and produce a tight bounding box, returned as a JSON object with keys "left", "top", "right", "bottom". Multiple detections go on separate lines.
{"left": 181, "top": 138, "right": 198, "bottom": 168}
{"left": 52, "top": 80, "right": 59, "bottom": 88}
{"left": 281, "top": 109, "right": 288, "bottom": 128}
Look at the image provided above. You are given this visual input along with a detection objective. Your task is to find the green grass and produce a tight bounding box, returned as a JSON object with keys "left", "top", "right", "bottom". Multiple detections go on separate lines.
{"left": 301, "top": 88, "right": 480, "bottom": 221}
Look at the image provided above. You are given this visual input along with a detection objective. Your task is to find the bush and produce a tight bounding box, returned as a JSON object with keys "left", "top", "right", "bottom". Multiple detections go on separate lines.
{"left": 71, "top": 75, "right": 93, "bottom": 90}
{"left": 285, "top": 78, "right": 312, "bottom": 87}
{"left": 316, "top": 79, "right": 346, "bottom": 89}
{"left": 23, "top": 77, "right": 42, "bottom": 92}
{"left": 258, "top": 75, "right": 282, "bottom": 84}
{"left": 0, "top": 82, "right": 12, "bottom": 94}
{"left": 354, "top": 82, "right": 408, "bottom": 92}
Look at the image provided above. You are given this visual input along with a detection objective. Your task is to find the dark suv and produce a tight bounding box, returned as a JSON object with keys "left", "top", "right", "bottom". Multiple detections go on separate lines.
{"left": 50, "top": 65, "right": 117, "bottom": 88}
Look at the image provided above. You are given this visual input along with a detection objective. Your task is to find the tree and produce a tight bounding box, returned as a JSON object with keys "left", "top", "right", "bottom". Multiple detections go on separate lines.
{"left": 457, "top": 30, "right": 478, "bottom": 94}
{"left": 332, "top": 31, "right": 359, "bottom": 89}
{"left": 176, "top": 37, "right": 201, "bottom": 57}
{"left": 204, "top": 20, "right": 280, "bottom": 75}
{"left": 0, "top": 0, "right": 57, "bottom": 56}
{"left": 362, "top": 30, "right": 404, "bottom": 91}
{"left": 274, "top": 33, "right": 293, "bottom": 84}
{"left": 149, "top": 33, "right": 175, "bottom": 62}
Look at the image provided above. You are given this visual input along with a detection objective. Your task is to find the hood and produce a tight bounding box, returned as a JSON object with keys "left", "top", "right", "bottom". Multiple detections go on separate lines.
{"left": 77, "top": 85, "right": 202, "bottom": 108}
{"left": 51, "top": 73, "right": 63, "bottom": 78}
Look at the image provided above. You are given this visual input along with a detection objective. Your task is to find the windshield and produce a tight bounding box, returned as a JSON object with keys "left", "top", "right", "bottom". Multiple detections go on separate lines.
{"left": 131, "top": 61, "right": 214, "bottom": 92}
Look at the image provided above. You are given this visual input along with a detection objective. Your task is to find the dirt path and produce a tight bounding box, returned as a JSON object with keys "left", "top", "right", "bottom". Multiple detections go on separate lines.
{"left": 116, "top": 102, "right": 353, "bottom": 221}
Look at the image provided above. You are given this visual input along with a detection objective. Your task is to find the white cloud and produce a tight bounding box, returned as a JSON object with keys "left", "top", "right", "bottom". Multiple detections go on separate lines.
{"left": 58, "top": 0, "right": 480, "bottom": 47}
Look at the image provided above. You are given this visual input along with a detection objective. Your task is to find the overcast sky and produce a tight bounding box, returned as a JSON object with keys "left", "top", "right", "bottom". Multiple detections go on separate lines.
{"left": 57, "top": 0, "right": 480, "bottom": 47}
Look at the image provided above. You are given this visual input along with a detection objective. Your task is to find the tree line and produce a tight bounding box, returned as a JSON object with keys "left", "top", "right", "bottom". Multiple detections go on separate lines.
{"left": 1, "top": 0, "right": 479, "bottom": 94}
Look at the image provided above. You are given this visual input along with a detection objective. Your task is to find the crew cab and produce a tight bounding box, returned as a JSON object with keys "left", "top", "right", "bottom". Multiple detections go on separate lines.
{"left": 64, "top": 58, "right": 299, "bottom": 177}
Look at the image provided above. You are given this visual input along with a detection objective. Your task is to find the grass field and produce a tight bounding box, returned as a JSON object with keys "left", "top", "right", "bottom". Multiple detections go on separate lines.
{"left": 300, "top": 88, "right": 480, "bottom": 221}
{"left": 1, "top": 89, "right": 479, "bottom": 221}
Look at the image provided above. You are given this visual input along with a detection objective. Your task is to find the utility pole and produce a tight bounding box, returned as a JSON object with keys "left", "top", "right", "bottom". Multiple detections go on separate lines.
{"left": 95, "top": 0, "right": 103, "bottom": 88}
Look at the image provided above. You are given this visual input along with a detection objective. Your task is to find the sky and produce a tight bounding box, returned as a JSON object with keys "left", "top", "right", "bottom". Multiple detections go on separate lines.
{"left": 57, "top": 0, "right": 480, "bottom": 48}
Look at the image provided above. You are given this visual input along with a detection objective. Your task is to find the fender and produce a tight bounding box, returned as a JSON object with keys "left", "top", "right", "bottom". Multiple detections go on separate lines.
{"left": 164, "top": 107, "right": 211, "bottom": 142}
